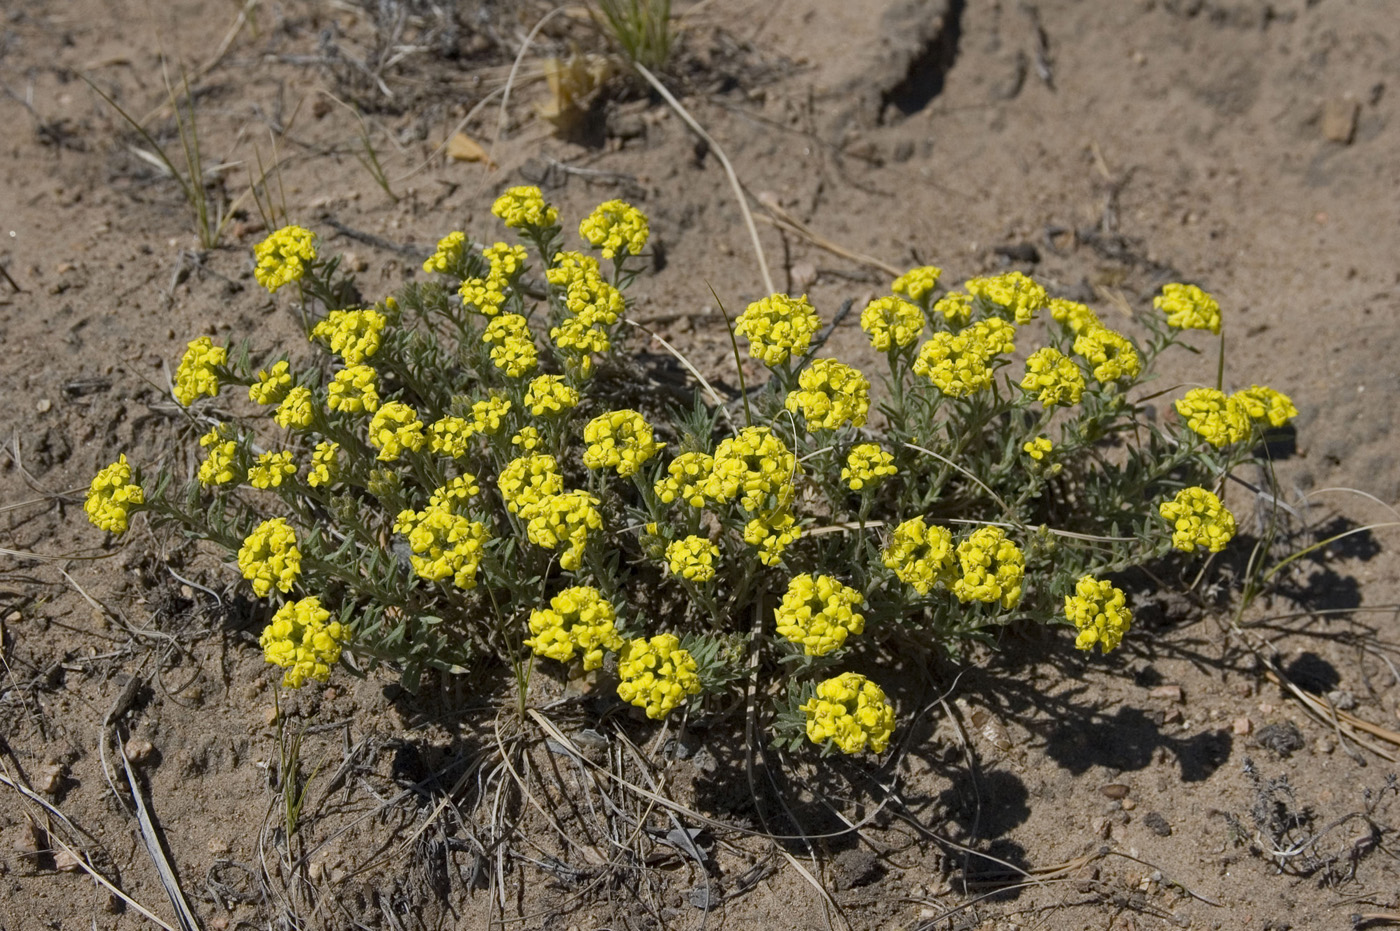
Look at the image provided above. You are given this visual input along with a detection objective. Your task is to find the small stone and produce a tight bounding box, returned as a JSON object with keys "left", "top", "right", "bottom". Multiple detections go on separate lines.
{"left": 1321, "top": 97, "right": 1359, "bottom": 144}
{"left": 790, "top": 262, "right": 818, "bottom": 291}
{"left": 53, "top": 849, "right": 82, "bottom": 872}
{"left": 1256, "top": 721, "right": 1305, "bottom": 758}
{"left": 265, "top": 706, "right": 280, "bottom": 726}
{"left": 831, "top": 847, "right": 882, "bottom": 890}
{"left": 1314, "top": 736, "right": 1335, "bottom": 755}
{"left": 308, "top": 861, "right": 324, "bottom": 882}
{"left": 208, "top": 837, "right": 230, "bottom": 856}
{"left": 124, "top": 738, "right": 154, "bottom": 765}
{"left": 36, "top": 398, "right": 51, "bottom": 413}
{"left": 1092, "top": 816, "right": 1112, "bottom": 839}
{"left": 1143, "top": 812, "right": 1172, "bottom": 837}
{"left": 1100, "top": 783, "right": 1130, "bottom": 800}
{"left": 1121, "top": 798, "right": 1137, "bottom": 811}
{"left": 35, "top": 762, "right": 64, "bottom": 794}
{"left": 1149, "top": 684, "right": 1183, "bottom": 703}
{"left": 1233, "top": 716, "right": 1253, "bottom": 736}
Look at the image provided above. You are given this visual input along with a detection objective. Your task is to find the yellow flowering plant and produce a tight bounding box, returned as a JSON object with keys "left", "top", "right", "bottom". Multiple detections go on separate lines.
{"left": 86, "top": 190, "right": 1302, "bottom": 760}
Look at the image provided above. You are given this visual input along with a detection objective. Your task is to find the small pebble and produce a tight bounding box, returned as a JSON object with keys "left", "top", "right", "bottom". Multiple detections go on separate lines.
{"left": 1121, "top": 798, "right": 1137, "bottom": 811}
{"left": 1100, "top": 783, "right": 1130, "bottom": 799}
{"left": 53, "top": 850, "right": 82, "bottom": 872}
{"left": 1149, "top": 684, "right": 1183, "bottom": 703}
{"left": 124, "top": 738, "right": 154, "bottom": 765}
{"left": 207, "top": 837, "right": 230, "bottom": 856}
{"left": 35, "top": 763, "right": 64, "bottom": 794}
{"left": 1233, "top": 716, "right": 1253, "bottom": 736}
{"left": 36, "top": 398, "right": 51, "bottom": 413}
{"left": 1314, "top": 736, "right": 1335, "bottom": 755}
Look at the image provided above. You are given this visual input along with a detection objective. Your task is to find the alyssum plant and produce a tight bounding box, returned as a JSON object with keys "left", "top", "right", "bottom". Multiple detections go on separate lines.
{"left": 86, "top": 189, "right": 1295, "bottom": 755}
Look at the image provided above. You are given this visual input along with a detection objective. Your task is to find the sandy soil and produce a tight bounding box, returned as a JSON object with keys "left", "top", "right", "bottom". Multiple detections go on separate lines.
{"left": 3, "top": 0, "right": 1400, "bottom": 928}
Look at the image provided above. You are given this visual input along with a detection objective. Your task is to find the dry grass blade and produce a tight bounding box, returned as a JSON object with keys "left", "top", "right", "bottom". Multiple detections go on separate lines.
{"left": 755, "top": 195, "right": 903, "bottom": 278}
{"left": 623, "top": 316, "right": 732, "bottom": 424}
{"left": 119, "top": 734, "right": 204, "bottom": 931}
{"left": 633, "top": 63, "right": 775, "bottom": 295}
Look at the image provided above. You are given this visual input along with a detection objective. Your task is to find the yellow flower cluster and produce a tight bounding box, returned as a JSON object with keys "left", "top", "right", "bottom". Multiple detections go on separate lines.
{"left": 524, "top": 586, "right": 622, "bottom": 671}
{"left": 470, "top": 395, "right": 512, "bottom": 435}
{"left": 774, "top": 574, "right": 866, "bottom": 657}
{"left": 843, "top": 443, "right": 897, "bottom": 491}
{"left": 259, "top": 596, "right": 346, "bottom": 688}
{"left": 785, "top": 359, "right": 871, "bottom": 430}
{"left": 482, "top": 313, "right": 538, "bottom": 377}
{"left": 484, "top": 242, "right": 528, "bottom": 281}
{"left": 913, "top": 318, "right": 1016, "bottom": 397}
{"left": 932, "top": 292, "right": 973, "bottom": 327}
{"left": 523, "top": 490, "right": 603, "bottom": 570}
{"left": 735, "top": 293, "right": 822, "bottom": 367}
{"left": 616, "top": 633, "right": 702, "bottom": 720}
{"left": 891, "top": 265, "right": 942, "bottom": 303}
{"left": 393, "top": 502, "right": 490, "bottom": 589}
{"left": 1048, "top": 298, "right": 1100, "bottom": 333}
{"left": 328, "top": 364, "right": 380, "bottom": 414}
{"left": 655, "top": 451, "right": 714, "bottom": 507}
{"left": 525, "top": 374, "right": 579, "bottom": 416}
{"left": 1159, "top": 486, "right": 1236, "bottom": 553}
{"left": 861, "top": 296, "right": 925, "bottom": 351}
{"left": 512, "top": 425, "right": 541, "bottom": 451}
{"left": 197, "top": 425, "right": 240, "bottom": 486}
{"left": 308, "top": 441, "right": 339, "bottom": 488}
{"left": 1020, "top": 347, "right": 1085, "bottom": 407}
{"left": 579, "top": 199, "right": 649, "bottom": 259}
{"left": 582, "top": 409, "right": 665, "bottom": 477}
{"left": 253, "top": 225, "right": 317, "bottom": 293}
{"left": 173, "top": 336, "right": 226, "bottom": 405}
{"left": 248, "top": 450, "right": 296, "bottom": 489}
{"left": 1074, "top": 326, "right": 1141, "bottom": 384}
{"left": 800, "top": 672, "right": 895, "bottom": 755}
{"left": 492, "top": 185, "right": 558, "bottom": 230}
{"left": 498, "top": 454, "right": 564, "bottom": 514}
{"left": 965, "top": 271, "right": 1047, "bottom": 324}
{"left": 422, "top": 231, "right": 466, "bottom": 275}
{"left": 459, "top": 243, "right": 530, "bottom": 316}
{"left": 706, "top": 426, "right": 800, "bottom": 511}
{"left": 84, "top": 454, "right": 144, "bottom": 534}
{"left": 882, "top": 517, "right": 955, "bottom": 595}
{"left": 557, "top": 266, "right": 624, "bottom": 327}
{"left": 543, "top": 251, "right": 623, "bottom": 371}
{"left": 665, "top": 535, "right": 719, "bottom": 582}
{"left": 248, "top": 360, "right": 292, "bottom": 405}
{"left": 429, "top": 416, "right": 474, "bottom": 458}
{"left": 1234, "top": 385, "right": 1298, "bottom": 428}
{"left": 1155, "top": 282, "right": 1221, "bottom": 334}
{"left": 743, "top": 509, "right": 801, "bottom": 567}
{"left": 1023, "top": 435, "right": 1053, "bottom": 461}
{"left": 238, "top": 517, "right": 301, "bottom": 598}
{"left": 311, "top": 309, "right": 387, "bottom": 364}
{"left": 1064, "top": 576, "right": 1132, "bottom": 654}
{"left": 952, "top": 526, "right": 1025, "bottom": 609}
{"left": 274, "top": 386, "right": 315, "bottom": 430}
{"left": 368, "top": 401, "right": 427, "bottom": 461}
{"left": 1174, "top": 388, "right": 1250, "bottom": 447}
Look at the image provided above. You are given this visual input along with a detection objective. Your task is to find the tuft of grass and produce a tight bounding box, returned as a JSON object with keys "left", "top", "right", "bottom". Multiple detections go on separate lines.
{"left": 592, "top": 0, "right": 676, "bottom": 72}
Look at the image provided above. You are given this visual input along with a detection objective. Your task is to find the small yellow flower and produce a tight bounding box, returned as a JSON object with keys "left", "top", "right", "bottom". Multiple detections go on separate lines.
{"left": 327, "top": 364, "right": 380, "bottom": 414}
{"left": 512, "top": 425, "right": 541, "bottom": 451}
{"left": 253, "top": 225, "right": 317, "bottom": 293}
{"left": 470, "top": 394, "right": 513, "bottom": 436}
{"left": 583, "top": 410, "right": 665, "bottom": 477}
{"left": 238, "top": 517, "right": 301, "bottom": 598}
{"left": 932, "top": 292, "right": 974, "bottom": 327}
{"left": 774, "top": 574, "right": 865, "bottom": 657}
{"left": 913, "top": 319, "right": 1015, "bottom": 397}
{"left": 484, "top": 242, "right": 529, "bottom": 282}
{"left": 842, "top": 443, "right": 897, "bottom": 492}
{"left": 394, "top": 506, "right": 490, "bottom": 589}
{"left": 735, "top": 293, "right": 822, "bottom": 367}
{"left": 953, "top": 526, "right": 1025, "bottom": 610}
{"left": 546, "top": 251, "right": 603, "bottom": 289}
{"left": 523, "top": 491, "right": 603, "bottom": 571}
{"left": 429, "top": 416, "right": 475, "bottom": 458}
{"left": 965, "top": 271, "right": 1047, "bottom": 324}
{"left": 498, "top": 454, "right": 564, "bottom": 514}
{"left": 1159, "top": 486, "right": 1236, "bottom": 553}
{"left": 1020, "top": 347, "right": 1085, "bottom": 407}
{"left": 423, "top": 231, "right": 467, "bottom": 275}
{"left": 368, "top": 401, "right": 427, "bottom": 461}
{"left": 705, "top": 427, "right": 800, "bottom": 512}
{"left": 665, "top": 535, "right": 720, "bottom": 583}
{"left": 579, "top": 199, "right": 649, "bottom": 259}
{"left": 561, "top": 275, "right": 625, "bottom": 328}
{"left": 482, "top": 313, "right": 538, "bottom": 378}
{"left": 1175, "top": 388, "right": 1250, "bottom": 447}
{"left": 1233, "top": 385, "right": 1298, "bottom": 428}
{"left": 492, "top": 185, "right": 558, "bottom": 230}
{"left": 248, "top": 450, "right": 297, "bottom": 489}
{"left": 525, "top": 586, "right": 623, "bottom": 671}
{"left": 311, "top": 309, "right": 387, "bottom": 364}
{"left": 259, "top": 596, "right": 346, "bottom": 688}
{"left": 173, "top": 336, "right": 226, "bottom": 406}
{"left": 84, "top": 454, "right": 144, "bottom": 534}
{"left": 860, "top": 296, "right": 925, "bottom": 351}
{"left": 655, "top": 451, "right": 715, "bottom": 507}
{"left": 549, "top": 315, "right": 611, "bottom": 356}
{"left": 1048, "top": 298, "right": 1101, "bottom": 334}
{"left": 882, "top": 517, "right": 955, "bottom": 595}
{"left": 274, "top": 386, "right": 316, "bottom": 429}
{"left": 891, "top": 265, "right": 942, "bottom": 302}
{"left": 248, "top": 360, "right": 293, "bottom": 406}
{"left": 307, "top": 442, "right": 339, "bottom": 488}
{"left": 525, "top": 374, "right": 580, "bottom": 416}
{"left": 1154, "top": 282, "right": 1221, "bottom": 334}
{"left": 459, "top": 275, "right": 507, "bottom": 316}
{"left": 800, "top": 673, "right": 895, "bottom": 755}
{"left": 784, "top": 359, "right": 871, "bottom": 431}
{"left": 616, "top": 633, "right": 702, "bottom": 719}
{"left": 743, "top": 508, "right": 801, "bottom": 566}
{"left": 1064, "top": 576, "right": 1132, "bottom": 654}
{"left": 1023, "top": 435, "right": 1053, "bottom": 461}
{"left": 1073, "top": 325, "right": 1141, "bottom": 385}
{"left": 197, "top": 425, "right": 241, "bottom": 487}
